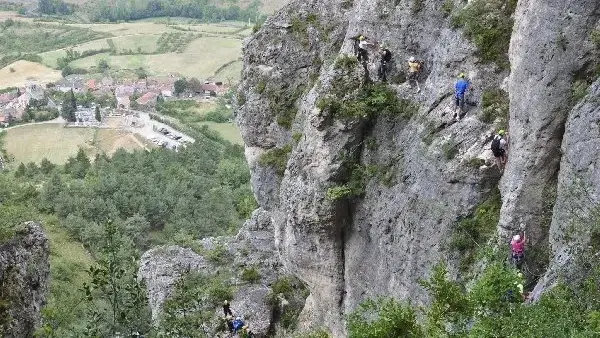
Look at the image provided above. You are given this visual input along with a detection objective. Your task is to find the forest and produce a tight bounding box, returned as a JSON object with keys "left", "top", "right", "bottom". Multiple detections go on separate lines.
{"left": 0, "top": 121, "right": 256, "bottom": 336}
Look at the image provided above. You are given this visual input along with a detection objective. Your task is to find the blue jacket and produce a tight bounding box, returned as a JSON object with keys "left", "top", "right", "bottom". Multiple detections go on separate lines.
{"left": 455, "top": 79, "right": 470, "bottom": 96}
{"left": 233, "top": 319, "right": 244, "bottom": 331}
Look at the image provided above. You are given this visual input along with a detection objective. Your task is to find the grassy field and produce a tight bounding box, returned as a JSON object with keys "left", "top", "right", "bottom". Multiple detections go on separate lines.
{"left": 68, "top": 36, "right": 241, "bottom": 79}
{"left": 0, "top": 60, "right": 62, "bottom": 89}
{"left": 199, "top": 121, "right": 243, "bottom": 145}
{"left": 1, "top": 124, "right": 145, "bottom": 164}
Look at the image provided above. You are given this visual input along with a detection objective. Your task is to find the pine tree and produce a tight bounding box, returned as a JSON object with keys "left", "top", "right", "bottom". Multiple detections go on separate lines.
{"left": 95, "top": 106, "right": 101, "bottom": 122}
{"left": 14, "top": 163, "right": 26, "bottom": 178}
{"left": 61, "top": 89, "right": 77, "bottom": 122}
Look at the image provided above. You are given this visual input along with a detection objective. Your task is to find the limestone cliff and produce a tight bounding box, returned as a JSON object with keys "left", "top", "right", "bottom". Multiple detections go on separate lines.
{"left": 139, "top": 209, "right": 289, "bottom": 337}
{"left": 236, "top": 0, "right": 600, "bottom": 336}
{"left": 237, "top": 0, "right": 511, "bottom": 336}
{"left": 0, "top": 222, "right": 50, "bottom": 338}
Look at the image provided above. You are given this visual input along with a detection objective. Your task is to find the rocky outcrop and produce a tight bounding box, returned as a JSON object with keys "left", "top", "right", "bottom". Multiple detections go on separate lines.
{"left": 139, "top": 209, "right": 283, "bottom": 336}
{"left": 530, "top": 78, "right": 600, "bottom": 300}
{"left": 0, "top": 222, "right": 50, "bottom": 338}
{"left": 500, "top": 0, "right": 600, "bottom": 268}
{"left": 237, "top": 0, "right": 509, "bottom": 336}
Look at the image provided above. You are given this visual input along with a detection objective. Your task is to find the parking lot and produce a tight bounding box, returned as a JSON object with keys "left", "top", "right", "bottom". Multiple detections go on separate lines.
{"left": 126, "top": 112, "right": 195, "bottom": 151}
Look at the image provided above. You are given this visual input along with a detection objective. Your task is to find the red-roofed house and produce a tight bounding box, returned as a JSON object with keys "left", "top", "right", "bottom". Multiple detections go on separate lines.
{"left": 136, "top": 92, "right": 158, "bottom": 108}
{"left": 200, "top": 82, "right": 228, "bottom": 96}
{"left": 86, "top": 79, "right": 97, "bottom": 92}
{"left": 0, "top": 92, "right": 17, "bottom": 105}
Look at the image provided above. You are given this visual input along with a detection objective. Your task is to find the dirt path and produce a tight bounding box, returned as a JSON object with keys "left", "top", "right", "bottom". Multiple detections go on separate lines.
{"left": 1, "top": 117, "right": 66, "bottom": 131}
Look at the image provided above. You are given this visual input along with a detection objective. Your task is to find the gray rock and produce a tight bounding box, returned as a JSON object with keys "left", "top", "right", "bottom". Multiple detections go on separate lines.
{"left": 139, "top": 209, "right": 282, "bottom": 337}
{"left": 237, "top": 0, "right": 508, "bottom": 336}
{"left": 139, "top": 246, "right": 208, "bottom": 321}
{"left": 0, "top": 222, "right": 49, "bottom": 338}
{"left": 500, "top": 0, "right": 600, "bottom": 250}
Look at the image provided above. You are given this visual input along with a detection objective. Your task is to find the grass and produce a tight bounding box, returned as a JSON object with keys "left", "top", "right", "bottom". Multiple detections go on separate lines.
{"left": 448, "top": 187, "right": 501, "bottom": 272}
{"left": 0, "top": 60, "right": 62, "bottom": 89}
{"left": 451, "top": 0, "right": 517, "bottom": 69}
{"left": 480, "top": 88, "right": 509, "bottom": 125}
{"left": 35, "top": 19, "right": 245, "bottom": 81}
{"left": 198, "top": 122, "right": 243, "bottom": 145}
{"left": 69, "top": 36, "right": 241, "bottom": 79}
{"left": 2, "top": 124, "right": 144, "bottom": 164}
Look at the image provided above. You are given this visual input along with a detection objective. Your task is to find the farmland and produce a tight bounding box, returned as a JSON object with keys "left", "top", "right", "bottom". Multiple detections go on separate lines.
{"left": 1, "top": 124, "right": 145, "bottom": 164}
{"left": 0, "top": 60, "right": 61, "bottom": 89}
{"left": 37, "top": 20, "right": 244, "bottom": 80}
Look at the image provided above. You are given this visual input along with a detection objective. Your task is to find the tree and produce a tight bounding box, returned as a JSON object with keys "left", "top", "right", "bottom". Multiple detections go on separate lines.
{"left": 14, "top": 163, "right": 26, "bottom": 178}
{"left": 98, "top": 59, "right": 110, "bottom": 72}
{"left": 40, "top": 158, "right": 56, "bottom": 175}
{"left": 187, "top": 77, "right": 203, "bottom": 94}
{"left": 95, "top": 106, "right": 101, "bottom": 122}
{"left": 174, "top": 78, "right": 188, "bottom": 97}
{"left": 80, "top": 221, "right": 151, "bottom": 337}
{"left": 61, "top": 89, "right": 76, "bottom": 122}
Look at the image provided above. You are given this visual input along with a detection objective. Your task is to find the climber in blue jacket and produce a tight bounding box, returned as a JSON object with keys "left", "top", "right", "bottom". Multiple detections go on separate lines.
{"left": 454, "top": 73, "right": 471, "bottom": 120}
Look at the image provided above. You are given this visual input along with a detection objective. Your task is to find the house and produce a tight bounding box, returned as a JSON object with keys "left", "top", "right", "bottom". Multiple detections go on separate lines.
{"left": 56, "top": 76, "right": 85, "bottom": 93}
{"left": 200, "top": 82, "right": 228, "bottom": 96}
{"left": 115, "top": 85, "right": 135, "bottom": 98}
{"left": 0, "top": 112, "right": 11, "bottom": 126}
{"left": 0, "top": 92, "right": 17, "bottom": 105}
{"left": 86, "top": 79, "right": 97, "bottom": 92}
{"left": 136, "top": 92, "right": 158, "bottom": 107}
{"left": 116, "top": 96, "right": 131, "bottom": 110}
{"left": 101, "top": 77, "right": 114, "bottom": 87}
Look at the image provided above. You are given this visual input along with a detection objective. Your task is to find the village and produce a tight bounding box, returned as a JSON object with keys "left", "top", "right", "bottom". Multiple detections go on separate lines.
{"left": 0, "top": 73, "right": 230, "bottom": 151}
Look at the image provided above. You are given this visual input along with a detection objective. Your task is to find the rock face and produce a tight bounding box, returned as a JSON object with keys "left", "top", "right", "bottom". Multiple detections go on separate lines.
{"left": 237, "top": 0, "right": 600, "bottom": 335}
{"left": 500, "top": 0, "right": 600, "bottom": 262}
{"left": 0, "top": 222, "right": 50, "bottom": 338}
{"left": 530, "top": 79, "right": 600, "bottom": 299}
{"left": 237, "top": 0, "right": 509, "bottom": 336}
{"left": 139, "top": 209, "right": 282, "bottom": 336}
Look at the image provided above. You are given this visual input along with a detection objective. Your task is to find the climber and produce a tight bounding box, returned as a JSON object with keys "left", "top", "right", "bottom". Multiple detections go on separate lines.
{"left": 454, "top": 73, "right": 471, "bottom": 120}
{"left": 232, "top": 316, "right": 245, "bottom": 333}
{"left": 225, "top": 315, "right": 234, "bottom": 333}
{"left": 242, "top": 325, "right": 255, "bottom": 338}
{"left": 407, "top": 56, "right": 422, "bottom": 92}
{"left": 491, "top": 130, "right": 508, "bottom": 171}
{"left": 377, "top": 43, "right": 392, "bottom": 82}
{"left": 511, "top": 231, "right": 526, "bottom": 267}
{"left": 223, "top": 299, "right": 233, "bottom": 317}
{"left": 355, "top": 35, "right": 374, "bottom": 63}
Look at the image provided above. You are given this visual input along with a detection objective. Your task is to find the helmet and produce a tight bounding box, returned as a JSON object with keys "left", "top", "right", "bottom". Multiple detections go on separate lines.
{"left": 224, "top": 300, "right": 229, "bottom": 305}
{"left": 358, "top": 35, "right": 365, "bottom": 41}
{"left": 498, "top": 130, "right": 505, "bottom": 136}
{"left": 513, "top": 235, "right": 520, "bottom": 241}
{"left": 458, "top": 73, "right": 465, "bottom": 78}
{"left": 409, "top": 56, "right": 415, "bottom": 62}
{"left": 236, "top": 317, "right": 241, "bottom": 321}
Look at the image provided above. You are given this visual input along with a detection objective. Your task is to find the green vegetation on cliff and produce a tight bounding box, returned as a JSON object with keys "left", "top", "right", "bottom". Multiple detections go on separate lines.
{"left": 349, "top": 259, "right": 600, "bottom": 338}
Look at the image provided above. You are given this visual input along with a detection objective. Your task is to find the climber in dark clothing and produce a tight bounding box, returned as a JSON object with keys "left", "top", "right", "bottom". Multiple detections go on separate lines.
{"left": 225, "top": 315, "right": 234, "bottom": 333}
{"left": 378, "top": 44, "right": 392, "bottom": 82}
{"left": 223, "top": 300, "right": 233, "bottom": 317}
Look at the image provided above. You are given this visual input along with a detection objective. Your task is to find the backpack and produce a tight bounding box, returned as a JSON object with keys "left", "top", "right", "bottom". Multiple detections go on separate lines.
{"left": 491, "top": 136, "right": 502, "bottom": 156}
